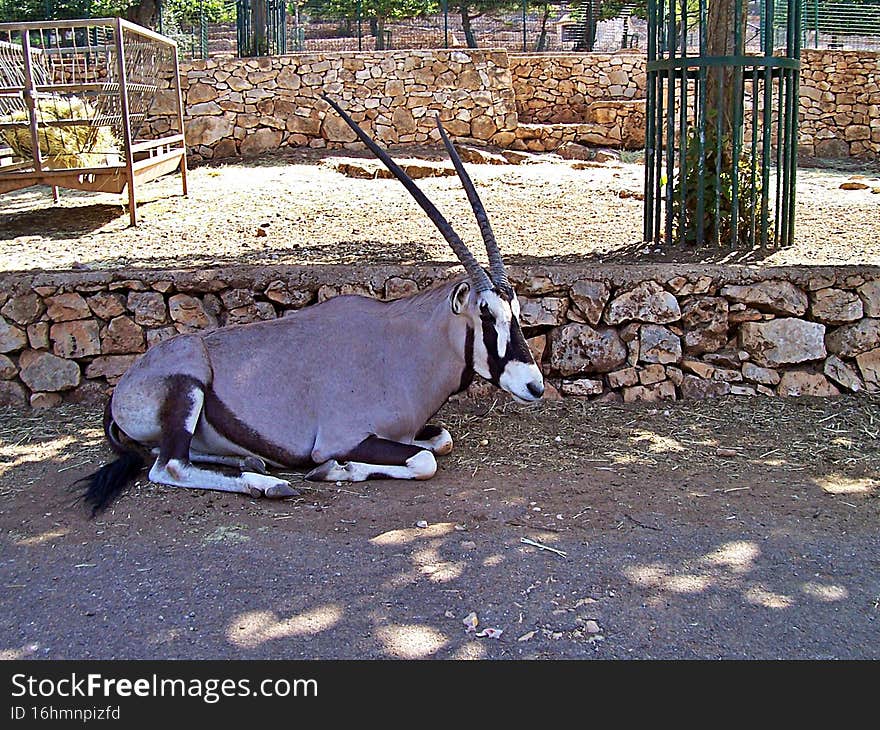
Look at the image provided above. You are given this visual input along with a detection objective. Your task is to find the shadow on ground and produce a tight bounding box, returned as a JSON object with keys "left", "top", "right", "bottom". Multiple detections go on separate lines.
{"left": 1, "top": 395, "right": 877, "bottom": 659}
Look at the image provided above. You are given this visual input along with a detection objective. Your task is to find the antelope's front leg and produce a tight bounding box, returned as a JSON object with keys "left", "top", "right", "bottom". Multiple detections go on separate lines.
{"left": 414, "top": 424, "right": 453, "bottom": 456}
{"left": 306, "top": 436, "right": 437, "bottom": 482}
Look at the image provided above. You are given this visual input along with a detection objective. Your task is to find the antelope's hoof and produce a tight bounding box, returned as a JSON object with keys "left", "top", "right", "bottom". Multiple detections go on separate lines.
{"left": 243, "top": 456, "right": 268, "bottom": 474}
{"left": 243, "top": 472, "right": 294, "bottom": 498}
{"left": 265, "top": 483, "right": 300, "bottom": 498}
{"left": 306, "top": 460, "right": 345, "bottom": 482}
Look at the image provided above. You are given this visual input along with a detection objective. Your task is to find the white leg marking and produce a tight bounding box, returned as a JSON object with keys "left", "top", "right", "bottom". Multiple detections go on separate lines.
{"left": 414, "top": 428, "right": 453, "bottom": 456}
{"left": 151, "top": 447, "right": 270, "bottom": 475}
{"left": 148, "top": 458, "right": 297, "bottom": 498}
{"left": 306, "top": 450, "right": 437, "bottom": 482}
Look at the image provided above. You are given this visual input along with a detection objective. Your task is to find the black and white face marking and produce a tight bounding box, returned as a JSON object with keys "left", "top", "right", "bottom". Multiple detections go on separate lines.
{"left": 470, "top": 288, "right": 544, "bottom": 403}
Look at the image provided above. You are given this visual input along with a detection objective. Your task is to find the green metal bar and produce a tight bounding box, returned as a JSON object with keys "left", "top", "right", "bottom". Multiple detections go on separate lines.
{"left": 647, "top": 56, "right": 800, "bottom": 72}
{"left": 714, "top": 70, "right": 722, "bottom": 248}
{"left": 761, "top": 0, "right": 774, "bottom": 248}
{"left": 644, "top": 0, "right": 658, "bottom": 242}
{"left": 665, "top": 0, "right": 676, "bottom": 245}
{"left": 522, "top": 0, "right": 527, "bottom": 53}
{"left": 678, "top": 0, "right": 688, "bottom": 247}
{"left": 774, "top": 69, "right": 783, "bottom": 247}
{"left": 730, "top": 0, "right": 744, "bottom": 249}
{"left": 199, "top": 0, "right": 207, "bottom": 59}
{"left": 789, "top": 0, "right": 802, "bottom": 247}
{"left": 696, "top": 0, "right": 707, "bottom": 246}
{"left": 749, "top": 68, "right": 759, "bottom": 247}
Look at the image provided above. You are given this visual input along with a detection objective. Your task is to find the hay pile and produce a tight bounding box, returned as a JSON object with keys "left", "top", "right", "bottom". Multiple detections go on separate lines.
{"left": 0, "top": 95, "right": 120, "bottom": 169}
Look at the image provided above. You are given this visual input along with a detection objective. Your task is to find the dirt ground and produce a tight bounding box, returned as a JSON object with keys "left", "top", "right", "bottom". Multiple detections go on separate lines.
{"left": 1, "top": 394, "right": 878, "bottom": 659}
{"left": 1, "top": 149, "right": 879, "bottom": 273}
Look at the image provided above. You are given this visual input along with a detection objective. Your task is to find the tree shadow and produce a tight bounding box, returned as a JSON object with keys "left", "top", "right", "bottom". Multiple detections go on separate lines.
{"left": 0, "top": 196, "right": 126, "bottom": 239}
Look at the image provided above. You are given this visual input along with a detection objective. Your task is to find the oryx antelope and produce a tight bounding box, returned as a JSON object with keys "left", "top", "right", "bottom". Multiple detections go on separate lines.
{"left": 79, "top": 96, "right": 544, "bottom": 514}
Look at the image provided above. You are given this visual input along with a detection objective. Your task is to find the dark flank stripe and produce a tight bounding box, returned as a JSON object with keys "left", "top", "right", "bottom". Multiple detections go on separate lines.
{"left": 156, "top": 374, "right": 205, "bottom": 466}
{"left": 202, "top": 388, "right": 302, "bottom": 467}
{"left": 345, "top": 435, "right": 422, "bottom": 466}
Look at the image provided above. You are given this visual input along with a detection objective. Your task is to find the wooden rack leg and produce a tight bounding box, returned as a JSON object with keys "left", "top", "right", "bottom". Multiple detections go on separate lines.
{"left": 127, "top": 180, "right": 137, "bottom": 227}
{"left": 180, "top": 154, "right": 188, "bottom": 196}
{"left": 51, "top": 186, "right": 59, "bottom": 203}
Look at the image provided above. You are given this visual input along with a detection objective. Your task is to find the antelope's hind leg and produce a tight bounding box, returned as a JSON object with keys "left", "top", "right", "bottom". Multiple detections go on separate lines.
{"left": 414, "top": 424, "right": 454, "bottom": 456}
{"left": 148, "top": 379, "right": 296, "bottom": 498}
{"left": 306, "top": 436, "right": 437, "bottom": 482}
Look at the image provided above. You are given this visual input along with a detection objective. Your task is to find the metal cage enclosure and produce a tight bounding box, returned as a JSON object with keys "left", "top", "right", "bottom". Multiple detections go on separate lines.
{"left": 644, "top": 0, "right": 802, "bottom": 251}
{"left": 0, "top": 17, "right": 187, "bottom": 226}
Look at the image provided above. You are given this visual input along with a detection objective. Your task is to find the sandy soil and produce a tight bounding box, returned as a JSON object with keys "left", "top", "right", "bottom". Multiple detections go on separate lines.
{"left": 1, "top": 149, "right": 878, "bottom": 274}
{"left": 1, "top": 148, "right": 879, "bottom": 659}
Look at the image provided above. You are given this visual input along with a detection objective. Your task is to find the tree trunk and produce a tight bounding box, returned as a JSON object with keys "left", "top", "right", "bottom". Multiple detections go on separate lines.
{"left": 253, "top": 0, "right": 268, "bottom": 55}
{"left": 705, "top": 0, "right": 747, "bottom": 158}
{"left": 125, "top": 0, "right": 160, "bottom": 30}
{"left": 460, "top": 4, "right": 478, "bottom": 48}
{"left": 375, "top": 16, "right": 386, "bottom": 50}
{"left": 535, "top": 3, "right": 551, "bottom": 52}
{"left": 573, "top": 1, "right": 594, "bottom": 52}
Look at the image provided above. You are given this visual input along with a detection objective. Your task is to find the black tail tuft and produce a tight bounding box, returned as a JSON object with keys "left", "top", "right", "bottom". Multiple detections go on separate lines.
{"left": 74, "top": 450, "right": 144, "bottom": 517}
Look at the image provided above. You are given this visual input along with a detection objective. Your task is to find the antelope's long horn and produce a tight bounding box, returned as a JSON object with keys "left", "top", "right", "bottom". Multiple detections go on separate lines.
{"left": 435, "top": 116, "right": 511, "bottom": 294}
{"left": 322, "top": 95, "right": 493, "bottom": 292}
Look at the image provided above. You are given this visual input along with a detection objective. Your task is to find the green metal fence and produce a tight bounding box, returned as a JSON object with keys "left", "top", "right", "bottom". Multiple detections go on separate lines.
{"left": 644, "top": 0, "right": 802, "bottom": 251}
{"left": 236, "top": 0, "right": 287, "bottom": 55}
{"left": 287, "top": 2, "right": 636, "bottom": 54}
{"left": 773, "top": 0, "right": 880, "bottom": 51}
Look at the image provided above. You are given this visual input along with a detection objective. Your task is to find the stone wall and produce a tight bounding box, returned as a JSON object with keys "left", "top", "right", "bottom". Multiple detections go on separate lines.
{"left": 798, "top": 49, "right": 880, "bottom": 159}
{"left": 509, "top": 49, "right": 880, "bottom": 159}
{"left": 1, "top": 264, "right": 877, "bottom": 409}
{"left": 143, "top": 48, "right": 879, "bottom": 161}
{"left": 144, "top": 49, "right": 518, "bottom": 162}
{"left": 509, "top": 51, "right": 647, "bottom": 124}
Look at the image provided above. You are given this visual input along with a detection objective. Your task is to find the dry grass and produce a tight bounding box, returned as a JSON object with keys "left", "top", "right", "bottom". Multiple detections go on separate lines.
{"left": 439, "top": 393, "right": 880, "bottom": 479}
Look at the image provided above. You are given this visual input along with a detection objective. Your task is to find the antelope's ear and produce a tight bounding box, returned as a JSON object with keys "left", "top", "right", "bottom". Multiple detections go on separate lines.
{"left": 450, "top": 281, "right": 471, "bottom": 315}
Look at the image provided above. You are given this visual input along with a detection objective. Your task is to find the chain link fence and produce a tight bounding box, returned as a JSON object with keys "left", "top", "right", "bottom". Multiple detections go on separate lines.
{"left": 281, "top": 2, "right": 645, "bottom": 55}
{"left": 776, "top": 1, "right": 880, "bottom": 51}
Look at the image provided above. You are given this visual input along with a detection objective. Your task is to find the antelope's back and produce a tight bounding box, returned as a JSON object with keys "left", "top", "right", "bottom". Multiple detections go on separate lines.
{"left": 198, "top": 294, "right": 435, "bottom": 458}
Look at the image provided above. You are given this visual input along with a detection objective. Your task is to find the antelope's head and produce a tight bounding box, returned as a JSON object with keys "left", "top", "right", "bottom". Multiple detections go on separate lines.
{"left": 323, "top": 96, "right": 544, "bottom": 403}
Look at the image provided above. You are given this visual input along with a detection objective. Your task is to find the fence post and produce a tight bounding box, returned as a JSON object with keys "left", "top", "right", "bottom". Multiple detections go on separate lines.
{"left": 522, "top": 0, "right": 527, "bottom": 52}
{"left": 356, "top": 0, "right": 362, "bottom": 51}
{"left": 442, "top": 0, "right": 449, "bottom": 48}
{"left": 199, "top": 0, "right": 207, "bottom": 58}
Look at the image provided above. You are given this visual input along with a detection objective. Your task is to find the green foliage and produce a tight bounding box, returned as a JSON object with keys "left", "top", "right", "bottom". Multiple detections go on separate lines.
{"left": 302, "top": 0, "right": 435, "bottom": 21}
{"left": 161, "top": 0, "right": 235, "bottom": 25}
{"left": 671, "top": 121, "right": 770, "bottom": 247}
{"left": 0, "top": 0, "right": 93, "bottom": 22}
{"left": 0, "top": 0, "right": 233, "bottom": 24}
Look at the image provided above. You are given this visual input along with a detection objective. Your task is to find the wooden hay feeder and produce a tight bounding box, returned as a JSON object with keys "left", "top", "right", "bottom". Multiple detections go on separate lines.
{"left": 0, "top": 17, "right": 187, "bottom": 226}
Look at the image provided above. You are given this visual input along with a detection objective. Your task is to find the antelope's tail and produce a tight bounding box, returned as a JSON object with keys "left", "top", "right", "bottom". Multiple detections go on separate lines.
{"left": 74, "top": 397, "right": 145, "bottom": 516}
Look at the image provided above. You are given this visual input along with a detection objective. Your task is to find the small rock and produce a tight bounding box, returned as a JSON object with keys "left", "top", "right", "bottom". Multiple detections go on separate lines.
{"left": 415, "top": 520, "right": 428, "bottom": 529}
{"left": 463, "top": 612, "right": 478, "bottom": 633}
